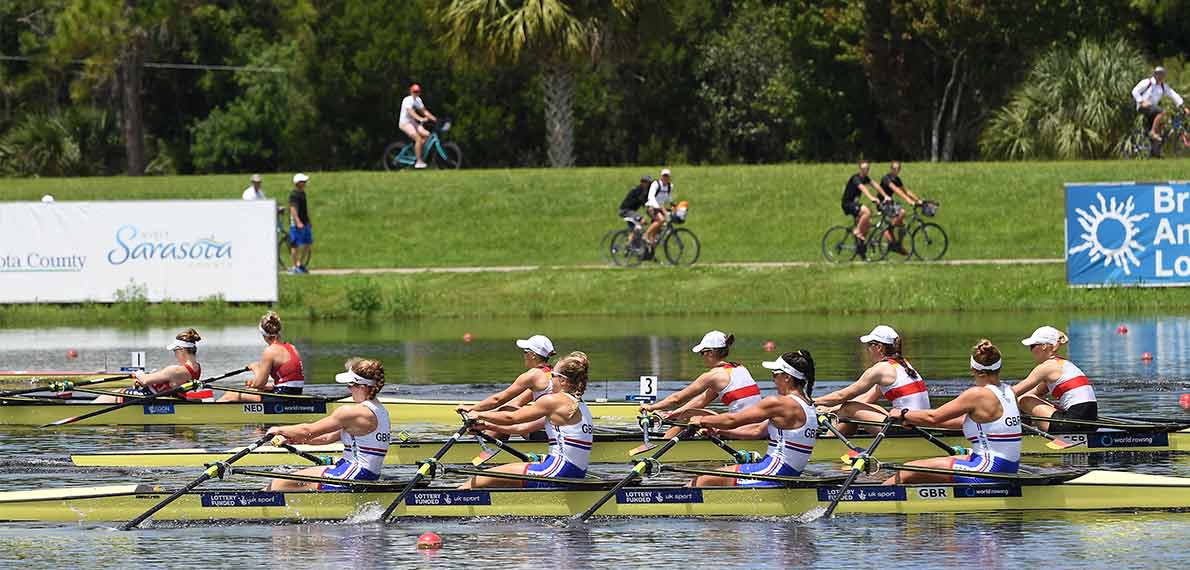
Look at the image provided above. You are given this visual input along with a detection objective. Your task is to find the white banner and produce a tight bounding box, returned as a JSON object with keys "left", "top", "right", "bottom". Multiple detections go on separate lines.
{"left": 0, "top": 200, "right": 277, "bottom": 303}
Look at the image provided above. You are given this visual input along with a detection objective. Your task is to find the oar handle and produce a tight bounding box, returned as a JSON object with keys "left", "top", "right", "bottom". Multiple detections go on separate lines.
{"left": 823, "top": 416, "right": 895, "bottom": 518}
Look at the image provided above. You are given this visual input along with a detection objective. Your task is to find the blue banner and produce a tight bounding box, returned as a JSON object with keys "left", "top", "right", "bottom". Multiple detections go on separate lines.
{"left": 1065, "top": 182, "right": 1190, "bottom": 286}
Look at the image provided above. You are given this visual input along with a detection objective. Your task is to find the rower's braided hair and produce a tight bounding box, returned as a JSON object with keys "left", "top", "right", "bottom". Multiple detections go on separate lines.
{"left": 259, "top": 311, "right": 282, "bottom": 337}
{"left": 175, "top": 328, "right": 201, "bottom": 353}
{"left": 875, "top": 337, "right": 919, "bottom": 379}
{"left": 346, "top": 357, "right": 386, "bottom": 400}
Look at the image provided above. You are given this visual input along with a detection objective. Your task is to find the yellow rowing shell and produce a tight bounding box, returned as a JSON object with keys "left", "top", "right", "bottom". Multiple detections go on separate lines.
{"left": 0, "top": 372, "right": 133, "bottom": 388}
{"left": 0, "top": 397, "right": 644, "bottom": 426}
{"left": 69, "top": 429, "right": 1190, "bottom": 467}
{"left": 1, "top": 470, "right": 1186, "bottom": 522}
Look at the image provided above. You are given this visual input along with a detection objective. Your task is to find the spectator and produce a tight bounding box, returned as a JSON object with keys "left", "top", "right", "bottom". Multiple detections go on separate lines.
{"left": 399, "top": 83, "right": 438, "bottom": 169}
{"left": 288, "top": 173, "right": 312, "bottom": 274}
{"left": 242, "top": 174, "right": 265, "bottom": 200}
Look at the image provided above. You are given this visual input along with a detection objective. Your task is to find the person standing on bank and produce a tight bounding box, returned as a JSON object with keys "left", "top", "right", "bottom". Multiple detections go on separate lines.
{"left": 288, "top": 173, "right": 312, "bottom": 274}
{"left": 242, "top": 174, "right": 265, "bottom": 200}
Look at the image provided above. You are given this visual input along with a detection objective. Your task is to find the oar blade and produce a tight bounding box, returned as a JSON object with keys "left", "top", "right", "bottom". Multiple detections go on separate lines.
{"left": 1045, "top": 438, "right": 1074, "bottom": 450}
{"left": 471, "top": 449, "right": 499, "bottom": 467}
{"left": 629, "top": 443, "right": 657, "bottom": 456}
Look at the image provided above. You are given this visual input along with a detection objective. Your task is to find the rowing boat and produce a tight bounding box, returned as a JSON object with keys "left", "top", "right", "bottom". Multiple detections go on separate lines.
{"left": 69, "top": 428, "right": 1190, "bottom": 467}
{"left": 0, "top": 397, "right": 643, "bottom": 426}
{"left": 1, "top": 470, "right": 1185, "bottom": 522}
{"left": 0, "top": 371, "right": 132, "bottom": 388}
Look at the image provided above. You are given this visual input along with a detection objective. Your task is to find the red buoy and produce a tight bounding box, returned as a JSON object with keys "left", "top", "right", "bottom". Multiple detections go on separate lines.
{"left": 462, "top": 333, "right": 473, "bottom": 343}
{"left": 1142, "top": 352, "right": 1154, "bottom": 362}
{"left": 763, "top": 340, "right": 776, "bottom": 352}
{"left": 67, "top": 349, "right": 78, "bottom": 359}
{"left": 1116, "top": 325, "right": 1128, "bottom": 335}
{"left": 1180, "top": 393, "right": 1190, "bottom": 410}
{"left": 417, "top": 531, "right": 443, "bottom": 550}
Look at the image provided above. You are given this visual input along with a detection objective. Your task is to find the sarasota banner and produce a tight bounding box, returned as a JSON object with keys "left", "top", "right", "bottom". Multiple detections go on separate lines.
{"left": 1065, "top": 181, "right": 1190, "bottom": 287}
{"left": 0, "top": 200, "right": 277, "bottom": 303}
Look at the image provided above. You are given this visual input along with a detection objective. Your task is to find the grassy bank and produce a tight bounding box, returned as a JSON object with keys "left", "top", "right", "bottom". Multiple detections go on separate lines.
{"left": 2, "top": 263, "right": 1187, "bottom": 327}
{"left": 5, "top": 160, "right": 1187, "bottom": 267}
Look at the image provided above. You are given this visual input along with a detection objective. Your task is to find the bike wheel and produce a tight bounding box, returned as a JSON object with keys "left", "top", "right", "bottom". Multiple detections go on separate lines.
{"left": 433, "top": 142, "right": 462, "bottom": 169}
{"left": 821, "top": 226, "right": 857, "bottom": 263}
{"left": 300, "top": 245, "right": 312, "bottom": 269}
{"left": 662, "top": 228, "right": 701, "bottom": 266}
{"left": 609, "top": 230, "right": 644, "bottom": 267}
{"left": 599, "top": 230, "right": 619, "bottom": 263}
{"left": 864, "top": 227, "right": 891, "bottom": 262}
{"left": 382, "top": 142, "right": 409, "bottom": 171}
{"left": 1121, "top": 132, "right": 1151, "bottom": 160}
{"left": 911, "top": 222, "right": 949, "bottom": 261}
{"left": 277, "top": 234, "right": 291, "bottom": 270}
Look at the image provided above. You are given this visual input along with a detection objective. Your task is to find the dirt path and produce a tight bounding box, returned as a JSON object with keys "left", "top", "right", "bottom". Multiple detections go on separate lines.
{"left": 308, "top": 258, "right": 1063, "bottom": 275}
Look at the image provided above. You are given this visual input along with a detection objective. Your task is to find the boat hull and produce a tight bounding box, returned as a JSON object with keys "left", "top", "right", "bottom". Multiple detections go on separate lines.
{"left": 1, "top": 471, "right": 1187, "bottom": 522}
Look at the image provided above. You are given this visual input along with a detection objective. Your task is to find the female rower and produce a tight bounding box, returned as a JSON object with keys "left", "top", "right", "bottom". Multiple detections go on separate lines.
{"left": 640, "top": 331, "right": 762, "bottom": 434}
{"left": 218, "top": 311, "right": 304, "bottom": 402}
{"left": 266, "top": 358, "right": 388, "bottom": 491}
{"left": 93, "top": 328, "right": 203, "bottom": 404}
{"left": 688, "top": 350, "right": 818, "bottom": 487}
{"left": 1012, "top": 326, "right": 1097, "bottom": 433}
{"left": 460, "top": 351, "right": 594, "bottom": 489}
{"left": 459, "top": 334, "right": 556, "bottom": 416}
{"left": 814, "top": 325, "right": 930, "bottom": 435}
{"left": 884, "top": 339, "right": 1020, "bottom": 484}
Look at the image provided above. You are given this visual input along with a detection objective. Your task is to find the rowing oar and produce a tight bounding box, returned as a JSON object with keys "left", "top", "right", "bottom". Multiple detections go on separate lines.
{"left": 42, "top": 367, "right": 249, "bottom": 428}
{"left": 381, "top": 415, "right": 475, "bottom": 523}
{"left": 640, "top": 413, "right": 759, "bottom": 464}
{"left": 471, "top": 432, "right": 538, "bottom": 466}
{"left": 0, "top": 374, "right": 133, "bottom": 398}
{"left": 575, "top": 424, "right": 699, "bottom": 522}
{"left": 277, "top": 443, "right": 333, "bottom": 466}
{"left": 1021, "top": 423, "right": 1078, "bottom": 450}
{"left": 823, "top": 416, "right": 895, "bottom": 518}
{"left": 121, "top": 433, "right": 276, "bottom": 530}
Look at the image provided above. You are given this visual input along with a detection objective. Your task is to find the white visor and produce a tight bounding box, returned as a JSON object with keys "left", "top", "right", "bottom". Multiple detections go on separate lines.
{"left": 762, "top": 357, "right": 805, "bottom": 380}
{"left": 335, "top": 369, "right": 376, "bottom": 386}
{"left": 259, "top": 325, "right": 279, "bottom": 337}
{"left": 166, "top": 340, "right": 197, "bottom": 351}
{"left": 970, "top": 357, "right": 1002, "bottom": 371}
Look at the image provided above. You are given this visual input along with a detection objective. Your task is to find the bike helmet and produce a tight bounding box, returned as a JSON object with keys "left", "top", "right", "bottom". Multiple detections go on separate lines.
{"left": 640, "top": 175, "right": 653, "bottom": 183}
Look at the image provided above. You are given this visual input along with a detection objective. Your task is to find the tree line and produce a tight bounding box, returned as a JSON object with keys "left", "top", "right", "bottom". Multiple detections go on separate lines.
{"left": 0, "top": 0, "right": 1186, "bottom": 177}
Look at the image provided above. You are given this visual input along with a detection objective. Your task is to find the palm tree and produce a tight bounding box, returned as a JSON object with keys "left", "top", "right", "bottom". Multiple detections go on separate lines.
{"left": 439, "top": 0, "right": 637, "bottom": 167}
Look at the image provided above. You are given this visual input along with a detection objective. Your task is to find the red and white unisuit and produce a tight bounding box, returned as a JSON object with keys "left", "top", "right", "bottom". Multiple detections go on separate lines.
{"left": 879, "top": 359, "right": 930, "bottom": 410}
{"left": 530, "top": 363, "right": 555, "bottom": 401}
{"left": 714, "top": 362, "right": 762, "bottom": 412}
{"left": 1045, "top": 357, "right": 1096, "bottom": 410}
{"left": 270, "top": 342, "right": 305, "bottom": 390}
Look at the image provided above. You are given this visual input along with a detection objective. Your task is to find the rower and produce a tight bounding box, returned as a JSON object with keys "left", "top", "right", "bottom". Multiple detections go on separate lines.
{"left": 1012, "top": 326, "right": 1097, "bottom": 433}
{"left": 458, "top": 334, "right": 556, "bottom": 437}
{"left": 92, "top": 329, "right": 205, "bottom": 404}
{"left": 640, "top": 330, "right": 762, "bottom": 436}
{"left": 688, "top": 350, "right": 818, "bottom": 487}
{"left": 814, "top": 325, "right": 930, "bottom": 435}
{"left": 218, "top": 311, "right": 305, "bottom": 402}
{"left": 460, "top": 351, "right": 593, "bottom": 489}
{"left": 266, "top": 358, "right": 389, "bottom": 490}
{"left": 884, "top": 339, "right": 1020, "bottom": 484}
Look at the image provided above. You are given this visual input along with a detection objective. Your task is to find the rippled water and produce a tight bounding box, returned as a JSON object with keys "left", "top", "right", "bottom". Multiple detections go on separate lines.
{"left": 2, "top": 312, "right": 1190, "bottom": 568}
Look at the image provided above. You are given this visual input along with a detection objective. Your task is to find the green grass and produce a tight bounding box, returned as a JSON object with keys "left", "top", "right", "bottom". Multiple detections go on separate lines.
{"left": 2, "top": 264, "right": 1186, "bottom": 327}
{"left": 4, "top": 159, "right": 1187, "bottom": 267}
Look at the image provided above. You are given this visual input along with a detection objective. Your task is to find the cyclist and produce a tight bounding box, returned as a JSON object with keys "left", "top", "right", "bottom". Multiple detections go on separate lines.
{"left": 841, "top": 161, "right": 881, "bottom": 256}
{"left": 618, "top": 175, "right": 651, "bottom": 245}
{"left": 644, "top": 168, "right": 674, "bottom": 252}
{"left": 1132, "top": 66, "right": 1187, "bottom": 145}
{"left": 399, "top": 83, "right": 438, "bottom": 169}
{"left": 878, "top": 161, "right": 923, "bottom": 255}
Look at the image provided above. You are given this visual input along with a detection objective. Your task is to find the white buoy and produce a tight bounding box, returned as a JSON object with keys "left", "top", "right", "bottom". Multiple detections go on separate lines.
{"left": 41, "top": 195, "right": 54, "bottom": 203}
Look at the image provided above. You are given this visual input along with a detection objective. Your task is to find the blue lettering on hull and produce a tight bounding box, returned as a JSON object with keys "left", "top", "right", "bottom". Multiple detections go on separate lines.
{"left": 200, "top": 492, "right": 286, "bottom": 507}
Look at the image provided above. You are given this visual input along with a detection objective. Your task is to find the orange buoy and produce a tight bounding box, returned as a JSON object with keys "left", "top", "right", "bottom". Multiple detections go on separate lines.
{"left": 417, "top": 531, "right": 443, "bottom": 550}
{"left": 67, "top": 349, "right": 78, "bottom": 359}
{"left": 463, "top": 333, "right": 473, "bottom": 343}
{"left": 763, "top": 340, "right": 776, "bottom": 352}
{"left": 1180, "top": 393, "right": 1190, "bottom": 410}
{"left": 1116, "top": 325, "right": 1128, "bottom": 335}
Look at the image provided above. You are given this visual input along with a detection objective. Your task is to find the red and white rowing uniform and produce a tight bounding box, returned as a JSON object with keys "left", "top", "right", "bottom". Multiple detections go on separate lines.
{"left": 879, "top": 358, "right": 930, "bottom": 410}
{"left": 731, "top": 395, "right": 818, "bottom": 487}
{"left": 714, "top": 362, "right": 762, "bottom": 412}
{"left": 952, "top": 384, "right": 1021, "bottom": 483}
{"left": 530, "top": 363, "right": 554, "bottom": 401}
{"left": 269, "top": 342, "right": 305, "bottom": 394}
{"left": 320, "top": 399, "right": 390, "bottom": 490}
{"left": 1045, "top": 357, "right": 1096, "bottom": 410}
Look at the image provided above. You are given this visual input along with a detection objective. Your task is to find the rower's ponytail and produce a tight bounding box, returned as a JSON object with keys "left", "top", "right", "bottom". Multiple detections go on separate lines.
{"left": 786, "top": 350, "right": 816, "bottom": 397}
{"left": 879, "top": 337, "right": 918, "bottom": 379}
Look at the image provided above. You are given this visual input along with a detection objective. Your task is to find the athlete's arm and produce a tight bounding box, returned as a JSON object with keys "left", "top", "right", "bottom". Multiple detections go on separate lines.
{"left": 471, "top": 393, "right": 560, "bottom": 426}
{"left": 465, "top": 369, "right": 543, "bottom": 413}
{"left": 1011, "top": 363, "right": 1054, "bottom": 397}
{"left": 642, "top": 370, "right": 719, "bottom": 413}
{"left": 246, "top": 348, "right": 276, "bottom": 390}
{"left": 814, "top": 367, "right": 884, "bottom": 407}
{"left": 858, "top": 183, "right": 881, "bottom": 204}
{"left": 135, "top": 366, "right": 187, "bottom": 389}
{"left": 269, "top": 405, "right": 374, "bottom": 444}
{"left": 897, "top": 388, "right": 980, "bottom": 429}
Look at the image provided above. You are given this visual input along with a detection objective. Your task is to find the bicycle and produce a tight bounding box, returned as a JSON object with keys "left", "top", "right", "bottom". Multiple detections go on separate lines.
{"left": 821, "top": 200, "right": 947, "bottom": 262}
{"left": 1121, "top": 108, "right": 1190, "bottom": 159}
{"left": 277, "top": 209, "right": 311, "bottom": 271}
{"left": 382, "top": 119, "right": 463, "bottom": 170}
{"left": 607, "top": 203, "right": 701, "bottom": 267}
